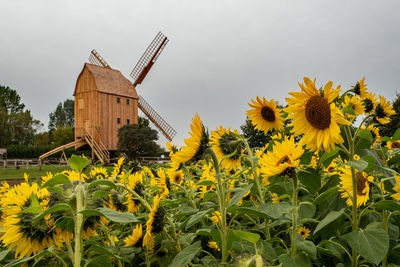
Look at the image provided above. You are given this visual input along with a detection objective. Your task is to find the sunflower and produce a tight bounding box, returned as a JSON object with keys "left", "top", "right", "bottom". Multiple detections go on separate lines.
{"left": 367, "top": 125, "right": 382, "bottom": 148}
{"left": 361, "top": 92, "right": 377, "bottom": 114}
{"left": 124, "top": 172, "right": 144, "bottom": 213}
{"left": 111, "top": 158, "right": 125, "bottom": 178}
{"left": 338, "top": 166, "right": 373, "bottom": 207}
{"left": 0, "top": 183, "right": 62, "bottom": 258}
{"left": 352, "top": 77, "right": 368, "bottom": 98}
{"left": 143, "top": 196, "right": 165, "bottom": 253}
{"left": 208, "top": 241, "right": 220, "bottom": 251}
{"left": 210, "top": 126, "right": 243, "bottom": 170}
{"left": 391, "top": 176, "right": 400, "bottom": 201}
{"left": 155, "top": 169, "right": 170, "bottom": 198}
{"left": 210, "top": 211, "right": 222, "bottom": 226}
{"left": 271, "top": 193, "right": 282, "bottom": 204}
{"left": 259, "top": 136, "right": 304, "bottom": 182}
{"left": 167, "top": 167, "right": 184, "bottom": 187}
{"left": 171, "top": 114, "right": 209, "bottom": 164}
{"left": 297, "top": 226, "right": 311, "bottom": 239}
{"left": 246, "top": 97, "right": 284, "bottom": 133}
{"left": 106, "top": 190, "right": 128, "bottom": 212}
{"left": 374, "top": 96, "right": 395, "bottom": 125}
{"left": 286, "top": 77, "right": 350, "bottom": 151}
{"left": 325, "top": 159, "right": 339, "bottom": 173}
{"left": 124, "top": 224, "right": 143, "bottom": 247}
{"left": 388, "top": 140, "right": 400, "bottom": 150}
{"left": 89, "top": 167, "right": 109, "bottom": 181}
{"left": 165, "top": 141, "right": 179, "bottom": 157}
{"left": 341, "top": 95, "right": 365, "bottom": 119}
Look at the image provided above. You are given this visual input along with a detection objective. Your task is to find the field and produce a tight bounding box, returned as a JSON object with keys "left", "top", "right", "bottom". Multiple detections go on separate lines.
{"left": 0, "top": 77, "right": 399, "bottom": 267}
{"left": 0, "top": 165, "right": 70, "bottom": 180}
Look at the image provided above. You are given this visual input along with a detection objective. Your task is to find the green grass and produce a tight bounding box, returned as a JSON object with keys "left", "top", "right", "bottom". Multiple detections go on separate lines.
{"left": 0, "top": 165, "right": 71, "bottom": 180}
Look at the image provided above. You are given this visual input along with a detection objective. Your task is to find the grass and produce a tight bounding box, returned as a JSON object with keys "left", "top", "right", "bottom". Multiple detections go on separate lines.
{"left": 0, "top": 165, "right": 71, "bottom": 180}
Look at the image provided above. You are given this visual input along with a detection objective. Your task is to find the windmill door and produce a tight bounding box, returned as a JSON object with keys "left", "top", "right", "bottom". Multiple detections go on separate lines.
{"left": 84, "top": 120, "right": 91, "bottom": 136}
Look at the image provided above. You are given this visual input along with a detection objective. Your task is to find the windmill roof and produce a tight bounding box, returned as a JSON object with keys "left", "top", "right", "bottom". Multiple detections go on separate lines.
{"left": 75, "top": 63, "right": 138, "bottom": 98}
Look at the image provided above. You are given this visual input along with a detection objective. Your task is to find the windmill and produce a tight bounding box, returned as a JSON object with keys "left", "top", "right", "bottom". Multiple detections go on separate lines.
{"left": 39, "top": 32, "right": 176, "bottom": 166}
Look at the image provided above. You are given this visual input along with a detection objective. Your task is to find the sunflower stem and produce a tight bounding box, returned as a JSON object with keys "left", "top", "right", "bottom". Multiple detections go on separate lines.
{"left": 208, "top": 148, "right": 229, "bottom": 265}
{"left": 382, "top": 211, "right": 390, "bottom": 267}
{"left": 116, "top": 183, "right": 152, "bottom": 211}
{"left": 290, "top": 173, "right": 298, "bottom": 256}
{"left": 74, "top": 173, "right": 84, "bottom": 267}
{"left": 352, "top": 115, "right": 372, "bottom": 143}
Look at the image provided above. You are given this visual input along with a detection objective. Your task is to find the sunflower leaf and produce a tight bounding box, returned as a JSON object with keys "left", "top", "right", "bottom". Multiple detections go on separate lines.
{"left": 168, "top": 241, "right": 202, "bottom": 267}
{"left": 42, "top": 174, "right": 71, "bottom": 187}
{"left": 32, "top": 203, "right": 74, "bottom": 221}
{"left": 230, "top": 230, "right": 260, "bottom": 244}
{"left": 86, "top": 255, "right": 112, "bottom": 267}
{"left": 87, "top": 179, "right": 116, "bottom": 190}
{"left": 341, "top": 227, "right": 389, "bottom": 265}
{"left": 343, "top": 103, "right": 356, "bottom": 116}
{"left": 314, "top": 208, "right": 345, "bottom": 235}
{"left": 69, "top": 154, "right": 90, "bottom": 172}
{"left": 81, "top": 208, "right": 137, "bottom": 223}
{"left": 345, "top": 159, "right": 368, "bottom": 171}
{"left": 229, "top": 183, "right": 253, "bottom": 207}
{"left": 185, "top": 208, "right": 213, "bottom": 230}
{"left": 393, "top": 128, "right": 400, "bottom": 141}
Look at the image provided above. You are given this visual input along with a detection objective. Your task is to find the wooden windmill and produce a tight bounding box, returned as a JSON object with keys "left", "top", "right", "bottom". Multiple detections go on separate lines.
{"left": 39, "top": 32, "right": 176, "bottom": 165}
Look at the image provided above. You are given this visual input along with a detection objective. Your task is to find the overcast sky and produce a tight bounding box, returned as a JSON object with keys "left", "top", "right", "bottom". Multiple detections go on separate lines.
{"left": 1, "top": 0, "right": 399, "bottom": 147}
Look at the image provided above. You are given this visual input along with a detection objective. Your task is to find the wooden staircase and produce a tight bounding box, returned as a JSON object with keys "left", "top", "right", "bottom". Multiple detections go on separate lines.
{"left": 82, "top": 129, "right": 110, "bottom": 164}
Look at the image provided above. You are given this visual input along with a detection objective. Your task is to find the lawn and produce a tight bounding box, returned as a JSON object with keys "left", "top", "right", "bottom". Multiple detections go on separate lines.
{"left": 0, "top": 165, "right": 71, "bottom": 180}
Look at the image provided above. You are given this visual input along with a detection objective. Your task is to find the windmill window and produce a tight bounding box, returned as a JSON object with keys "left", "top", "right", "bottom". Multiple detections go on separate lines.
{"left": 127, "top": 99, "right": 130, "bottom": 105}
{"left": 117, "top": 118, "right": 121, "bottom": 124}
{"left": 127, "top": 119, "right": 130, "bottom": 125}
{"left": 117, "top": 97, "right": 121, "bottom": 103}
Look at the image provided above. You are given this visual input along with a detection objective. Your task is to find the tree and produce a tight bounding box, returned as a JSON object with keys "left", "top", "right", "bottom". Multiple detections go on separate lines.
{"left": 48, "top": 99, "right": 74, "bottom": 130}
{"left": 0, "top": 85, "right": 41, "bottom": 147}
{"left": 52, "top": 126, "right": 74, "bottom": 147}
{"left": 380, "top": 93, "right": 400, "bottom": 137}
{"left": 240, "top": 119, "right": 272, "bottom": 149}
{"left": 117, "top": 117, "right": 164, "bottom": 160}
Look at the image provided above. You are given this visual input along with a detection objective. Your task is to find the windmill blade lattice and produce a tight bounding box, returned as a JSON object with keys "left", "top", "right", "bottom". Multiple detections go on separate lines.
{"left": 130, "top": 32, "right": 169, "bottom": 86}
{"left": 138, "top": 95, "right": 176, "bottom": 141}
{"left": 89, "top": 49, "right": 111, "bottom": 68}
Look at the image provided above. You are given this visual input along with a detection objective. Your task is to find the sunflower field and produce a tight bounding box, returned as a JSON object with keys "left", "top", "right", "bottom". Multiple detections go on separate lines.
{"left": 1, "top": 77, "right": 400, "bottom": 267}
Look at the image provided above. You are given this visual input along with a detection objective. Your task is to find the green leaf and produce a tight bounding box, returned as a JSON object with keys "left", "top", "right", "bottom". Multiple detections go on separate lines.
{"left": 236, "top": 207, "right": 268, "bottom": 218}
{"left": 259, "top": 202, "right": 291, "bottom": 219}
{"left": 320, "top": 147, "right": 339, "bottom": 168}
{"left": 278, "top": 252, "right": 311, "bottom": 267}
{"left": 297, "top": 168, "right": 321, "bottom": 193}
{"left": 185, "top": 209, "right": 212, "bottom": 230}
{"left": 32, "top": 203, "right": 74, "bottom": 221}
{"left": 4, "top": 247, "right": 54, "bottom": 267}
{"left": 314, "top": 186, "right": 338, "bottom": 207}
{"left": 69, "top": 154, "right": 90, "bottom": 172}
{"left": 42, "top": 174, "right": 70, "bottom": 187}
{"left": 295, "top": 239, "right": 317, "bottom": 259}
{"left": 314, "top": 208, "right": 344, "bottom": 235}
{"left": 298, "top": 202, "right": 316, "bottom": 220}
{"left": 80, "top": 208, "right": 137, "bottom": 223}
{"left": 0, "top": 250, "right": 9, "bottom": 262}
{"left": 230, "top": 230, "right": 260, "bottom": 244}
{"left": 47, "top": 187, "right": 63, "bottom": 194}
{"left": 343, "top": 103, "right": 356, "bottom": 115}
{"left": 342, "top": 227, "right": 389, "bottom": 265}
{"left": 195, "top": 180, "right": 215, "bottom": 186}
{"left": 345, "top": 159, "right": 368, "bottom": 171}
{"left": 86, "top": 255, "right": 112, "bottom": 267}
{"left": 373, "top": 200, "right": 400, "bottom": 211}
{"left": 92, "top": 190, "right": 110, "bottom": 198}
{"left": 393, "top": 128, "right": 400, "bottom": 141}
{"left": 357, "top": 129, "right": 373, "bottom": 143}
{"left": 87, "top": 179, "right": 116, "bottom": 190}
{"left": 229, "top": 184, "right": 253, "bottom": 207}
{"left": 168, "top": 241, "right": 202, "bottom": 267}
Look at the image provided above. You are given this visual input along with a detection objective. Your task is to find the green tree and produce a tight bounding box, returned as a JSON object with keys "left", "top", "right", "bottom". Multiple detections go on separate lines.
{"left": 0, "top": 85, "right": 41, "bottom": 147}
{"left": 240, "top": 118, "right": 272, "bottom": 149}
{"left": 117, "top": 117, "right": 163, "bottom": 160}
{"left": 52, "top": 126, "right": 74, "bottom": 147}
{"left": 48, "top": 99, "right": 74, "bottom": 130}
{"left": 380, "top": 93, "right": 400, "bottom": 137}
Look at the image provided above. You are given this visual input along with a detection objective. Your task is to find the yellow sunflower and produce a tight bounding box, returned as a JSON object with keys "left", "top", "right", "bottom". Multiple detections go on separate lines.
{"left": 259, "top": 136, "right": 304, "bottom": 182}
{"left": 210, "top": 211, "right": 222, "bottom": 226}
{"left": 388, "top": 140, "right": 400, "bottom": 150}
{"left": 341, "top": 95, "right": 365, "bottom": 119}
{"left": 374, "top": 96, "right": 395, "bottom": 125}
{"left": 167, "top": 167, "right": 184, "bottom": 187}
{"left": 271, "top": 193, "right": 282, "bottom": 204}
{"left": 155, "top": 169, "right": 170, "bottom": 198}
{"left": 367, "top": 125, "right": 382, "bottom": 148}
{"left": 391, "top": 176, "right": 400, "bottom": 201}
{"left": 210, "top": 126, "right": 243, "bottom": 170}
{"left": 124, "top": 224, "right": 143, "bottom": 247}
{"left": 361, "top": 92, "right": 377, "bottom": 114}
{"left": 352, "top": 77, "right": 368, "bottom": 98}
{"left": 111, "top": 157, "right": 125, "bottom": 178}
{"left": 246, "top": 97, "right": 284, "bottom": 133}
{"left": 143, "top": 195, "right": 165, "bottom": 253}
{"left": 124, "top": 172, "right": 144, "bottom": 213}
{"left": 208, "top": 241, "right": 220, "bottom": 251}
{"left": 90, "top": 167, "right": 109, "bottom": 181}
{"left": 0, "top": 183, "right": 62, "bottom": 258}
{"left": 171, "top": 114, "right": 209, "bottom": 164}
{"left": 338, "top": 166, "right": 373, "bottom": 207}
{"left": 286, "top": 77, "right": 350, "bottom": 151}
{"left": 297, "top": 226, "right": 311, "bottom": 239}
{"left": 165, "top": 141, "right": 179, "bottom": 157}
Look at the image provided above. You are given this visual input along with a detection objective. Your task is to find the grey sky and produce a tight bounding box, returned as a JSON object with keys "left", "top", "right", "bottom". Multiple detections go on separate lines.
{"left": 1, "top": 0, "right": 399, "bottom": 147}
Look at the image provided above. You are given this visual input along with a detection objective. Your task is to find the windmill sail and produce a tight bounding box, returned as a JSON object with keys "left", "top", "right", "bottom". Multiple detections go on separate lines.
{"left": 130, "top": 32, "right": 169, "bottom": 86}
{"left": 89, "top": 49, "right": 111, "bottom": 68}
{"left": 138, "top": 95, "right": 176, "bottom": 141}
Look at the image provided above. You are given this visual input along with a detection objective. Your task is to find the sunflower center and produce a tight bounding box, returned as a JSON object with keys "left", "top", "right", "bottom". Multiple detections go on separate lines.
{"left": 356, "top": 171, "right": 368, "bottom": 196}
{"left": 174, "top": 174, "right": 182, "bottom": 184}
{"left": 300, "top": 231, "right": 305, "bottom": 235}
{"left": 261, "top": 106, "right": 276, "bottom": 122}
{"left": 353, "top": 82, "right": 361, "bottom": 95}
{"left": 277, "top": 155, "right": 291, "bottom": 166}
{"left": 362, "top": 98, "right": 374, "bottom": 113}
{"left": 305, "top": 95, "right": 331, "bottom": 130}
{"left": 151, "top": 207, "right": 166, "bottom": 234}
{"left": 375, "top": 104, "right": 386, "bottom": 118}
{"left": 391, "top": 141, "right": 400, "bottom": 148}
